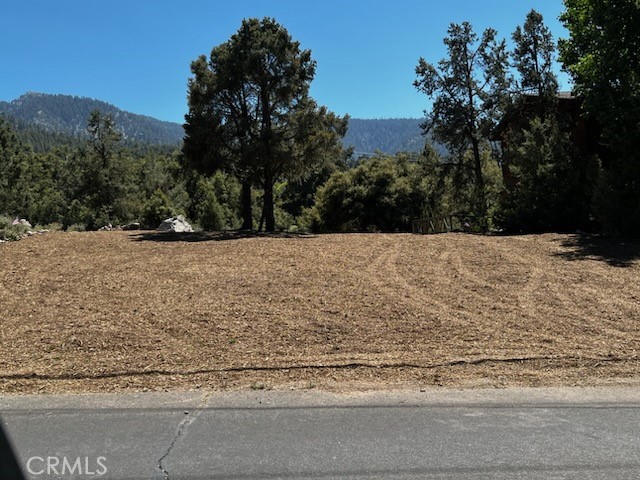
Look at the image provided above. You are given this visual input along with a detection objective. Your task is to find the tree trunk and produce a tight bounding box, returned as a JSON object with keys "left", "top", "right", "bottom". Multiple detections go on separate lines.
{"left": 240, "top": 180, "right": 253, "bottom": 230}
{"left": 471, "top": 136, "right": 488, "bottom": 224}
{"left": 259, "top": 87, "right": 276, "bottom": 233}
{"left": 263, "top": 174, "right": 275, "bottom": 232}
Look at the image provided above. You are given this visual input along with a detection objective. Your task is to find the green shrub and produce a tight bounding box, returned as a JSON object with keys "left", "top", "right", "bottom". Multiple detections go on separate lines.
{"left": 1, "top": 223, "right": 31, "bottom": 241}
{"left": 39, "top": 222, "right": 63, "bottom": 232}
{"left": 66, "top": 223, "right": 87, "bottom": 232}
{"left": 0, "top": 215, "right": 13, "bottom": 230}
{"left": 141, "top": 189, "right": 177, "bottom": 228}
{"left": 191, "top": 178, "right": 224, "bottom": 231}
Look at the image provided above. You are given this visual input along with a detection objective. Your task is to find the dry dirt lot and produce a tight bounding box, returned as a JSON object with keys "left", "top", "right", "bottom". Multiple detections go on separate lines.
{"left": 1, "top": 231, "right": 639, "bottom": 394}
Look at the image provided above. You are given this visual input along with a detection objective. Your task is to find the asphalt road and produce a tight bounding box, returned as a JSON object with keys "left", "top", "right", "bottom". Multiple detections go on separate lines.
{"left": 2, "top": 387, "right": 640, "bottom": 480}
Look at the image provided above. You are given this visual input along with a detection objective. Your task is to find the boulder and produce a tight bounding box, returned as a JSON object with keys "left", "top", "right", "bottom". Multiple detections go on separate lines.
{"left": 19, "top": 219, "right": 32, "bottom": 228}
{"left": 157, "top": 215, "right": 194, "bottom": 233}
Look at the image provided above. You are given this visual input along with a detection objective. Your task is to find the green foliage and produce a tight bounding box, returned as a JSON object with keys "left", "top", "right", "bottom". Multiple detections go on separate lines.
{"left": 141, "top": 189, "right": 176, "bottom": 228}
{"left": 185, "top": 173, "right": 241, "bottom": 231}
{"left": 0, "top": 117, "right": 34, "bottom": 217}
{"left": 184, "top": 17, "right": 348, "bottom": 232}
{"left": 0, "top": 215, "right": 14, "bottom": 230}
{"left": 308, "top": 154, "right": 430, "bottom": 232}
{"left": 0, "top": 109, "right": 197, "bottom": 232}
{"left": 63, "top": 199, "right": 91, "bottom": 228}
{"left": 415, "top": 22, "right": 510, "bottom": 221}
{"left": 592, "top": 159, "right": 640, "bottom": 236}
{"left": 495, "top": 10, "right": 597, "bottom": 233}
{"left": 191, "top": 178, "right": 225, "bottom": 231}
{"left": 497, "top": 118, "right": 596, "bottom": 231}
{"left": 512, "top": 10, "right": 559, "bottom": 99}
{"left": 66, "top": 223, "right": 87, "bottom": 232}
{"left": 343, "top": 118, "right": 434, "bottom": 156}
{"left": 560, "top": 0, "right": 640, "bottom": 235}
{"left": 0, "top": 216, "right": 31, "bottom": 241}
{"left": 0, "top": 92, "right": 183, "bottom": 146}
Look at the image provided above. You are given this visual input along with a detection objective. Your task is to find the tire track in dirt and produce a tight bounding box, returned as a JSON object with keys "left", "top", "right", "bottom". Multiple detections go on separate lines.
{"left": 363, "top": 235, "right": 486, "bottom": 363}
{"left": 366, "top": 235, "right": 460, "bottom": 317}
{"left": 489, "top": 236, "right": 635, "bottom": 350}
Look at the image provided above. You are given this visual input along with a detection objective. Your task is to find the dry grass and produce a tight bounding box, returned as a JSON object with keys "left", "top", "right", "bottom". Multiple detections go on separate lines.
{"left": 1, "top": 230, "right": 639, "bottom": 394}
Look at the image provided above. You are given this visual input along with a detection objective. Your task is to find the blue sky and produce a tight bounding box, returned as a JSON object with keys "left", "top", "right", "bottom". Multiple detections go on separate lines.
{"left": 1, "top": 1, "right": 569, "bottom": 123}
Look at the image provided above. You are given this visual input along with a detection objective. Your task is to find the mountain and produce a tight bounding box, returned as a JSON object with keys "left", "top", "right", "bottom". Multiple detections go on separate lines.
{"left": 343, "top": 118, "right": 427, "bottom": 156}
{"left": 0, "top": 92, "right": 436, "bottom": 156}
{"left": 0, "top": 92, "right": 184, "bottom": 145}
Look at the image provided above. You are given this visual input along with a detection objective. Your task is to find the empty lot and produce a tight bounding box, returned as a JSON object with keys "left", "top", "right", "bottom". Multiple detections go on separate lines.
{"left": 1, "top": 231, "right": 639, "bottom": 393}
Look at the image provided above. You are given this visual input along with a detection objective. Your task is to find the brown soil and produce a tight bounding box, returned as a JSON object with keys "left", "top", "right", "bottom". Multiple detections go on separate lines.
{"left": 1, "top": 231, "right": 639, "bottom": 394}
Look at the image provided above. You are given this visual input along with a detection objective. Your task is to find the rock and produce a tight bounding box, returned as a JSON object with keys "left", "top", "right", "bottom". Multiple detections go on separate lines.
{"left": 98, "top": 223, "right": 113, "bottom": 231}
{"left": 122, "top": 222, "right": 141, "bottom": 231}
{"left": 157, "top": 215, "right": 194, "bottom": 233}
{"left": 19, "top": 219, "right": 32, "bottom": 228}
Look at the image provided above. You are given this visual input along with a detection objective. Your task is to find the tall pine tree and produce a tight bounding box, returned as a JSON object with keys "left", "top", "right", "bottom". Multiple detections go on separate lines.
{"left": 184, "top": 17, "right": 348, "bottom": 232}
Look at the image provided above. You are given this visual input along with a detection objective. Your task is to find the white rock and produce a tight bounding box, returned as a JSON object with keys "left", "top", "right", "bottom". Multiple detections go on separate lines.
{"left": 157, "top": 215, "right": 194, "bottom": 233}
{"left": 19, "top": 219, "right": 32, "bottom": 228}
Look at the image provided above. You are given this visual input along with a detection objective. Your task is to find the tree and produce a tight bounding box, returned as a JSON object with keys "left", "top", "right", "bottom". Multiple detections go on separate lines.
{"left": 184, "top": 17, "right": 348, "bottom": 232}
{"left": 0, "top": 117, "right": 34, "bottom": 217}
{"left": 415, "top": 22, "right": 510, "bottom": 223}
{"left": 495, "top": 10, "right": 598, "bottom": 233}
{"left": 513, "top": 10, "right": 559, "bottom": 103}
{"left": 65, "top": 111, "right": 134, "bottom": 228}
{"left": 497, "top": 117, "right": 595, "bottom": 232}
{"left": 559, "top": 0, "right": 640, "bottom": 235}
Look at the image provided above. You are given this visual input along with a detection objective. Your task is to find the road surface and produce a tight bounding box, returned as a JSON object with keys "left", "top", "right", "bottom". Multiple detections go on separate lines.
{"left": 2, "top": 387, "right": 640, "bottom": 479}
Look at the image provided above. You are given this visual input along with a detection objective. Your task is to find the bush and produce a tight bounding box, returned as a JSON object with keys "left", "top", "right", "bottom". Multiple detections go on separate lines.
{"left": 308, "top": 154, "right": 426, "bottom": 232}
{"left": 63, "top": 200, "right": 93, "bottom": 230}
{"left": 0, "top": 223, "right": 31, "bottom": 241}
{"left": 0, "top": 215, "right": 13, "bottom": 230}
{"left": 190, "top": 178, "right": 225, "bottom": 231}
{"left": 141, "top": 189, "right": 176, "bottom": 228}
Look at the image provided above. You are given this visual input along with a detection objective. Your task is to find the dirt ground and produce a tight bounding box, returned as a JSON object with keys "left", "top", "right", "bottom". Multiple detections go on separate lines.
{"left": 1, "top": 230, "right": 639, "bottom": 394}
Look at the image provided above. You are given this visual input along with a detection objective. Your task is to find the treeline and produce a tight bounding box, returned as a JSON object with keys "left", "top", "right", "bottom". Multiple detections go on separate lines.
{"left": 1, "top": 2, "right": 639, "bottom": 236}
{"left": 0, "top": 113, "right": 219, "bottom": 231}
{"left": 0, "top": 111, "right": 339, "bottom": 232}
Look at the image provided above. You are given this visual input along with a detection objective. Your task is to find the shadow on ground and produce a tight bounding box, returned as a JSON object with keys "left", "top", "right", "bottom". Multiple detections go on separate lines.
{"left": 130, "top": 230, "right": 317, "bottom": 243}
{"left": 554, "top": 234, "right": 640, "bottom": 267}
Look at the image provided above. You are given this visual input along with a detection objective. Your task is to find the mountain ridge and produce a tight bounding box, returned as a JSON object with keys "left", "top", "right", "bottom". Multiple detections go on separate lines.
{"left": 0, "top": 92, "right": 429, "bottom": 154}
{"left": 0, "top": 92, "right": 184, "bottom": 145}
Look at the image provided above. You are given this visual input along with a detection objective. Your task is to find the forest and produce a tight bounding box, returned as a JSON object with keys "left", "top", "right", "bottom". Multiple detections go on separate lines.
{"left": 1, "top": 0, "right": 639, "bottom": 238}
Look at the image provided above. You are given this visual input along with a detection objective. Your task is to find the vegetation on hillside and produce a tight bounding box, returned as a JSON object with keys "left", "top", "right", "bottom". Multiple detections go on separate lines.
{"left": 343, "top": 118, "right": 427, "bottom": 157}
{"left": 1, "top": 3, "right": 639, "bottom": 237}
{"left": 0, "top": 92, "right": 184, "bottom": 145}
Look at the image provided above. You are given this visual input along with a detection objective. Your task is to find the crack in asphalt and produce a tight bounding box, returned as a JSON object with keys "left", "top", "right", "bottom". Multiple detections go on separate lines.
{"left": 155, "top": 391, "right": 212, "bottom": 480}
